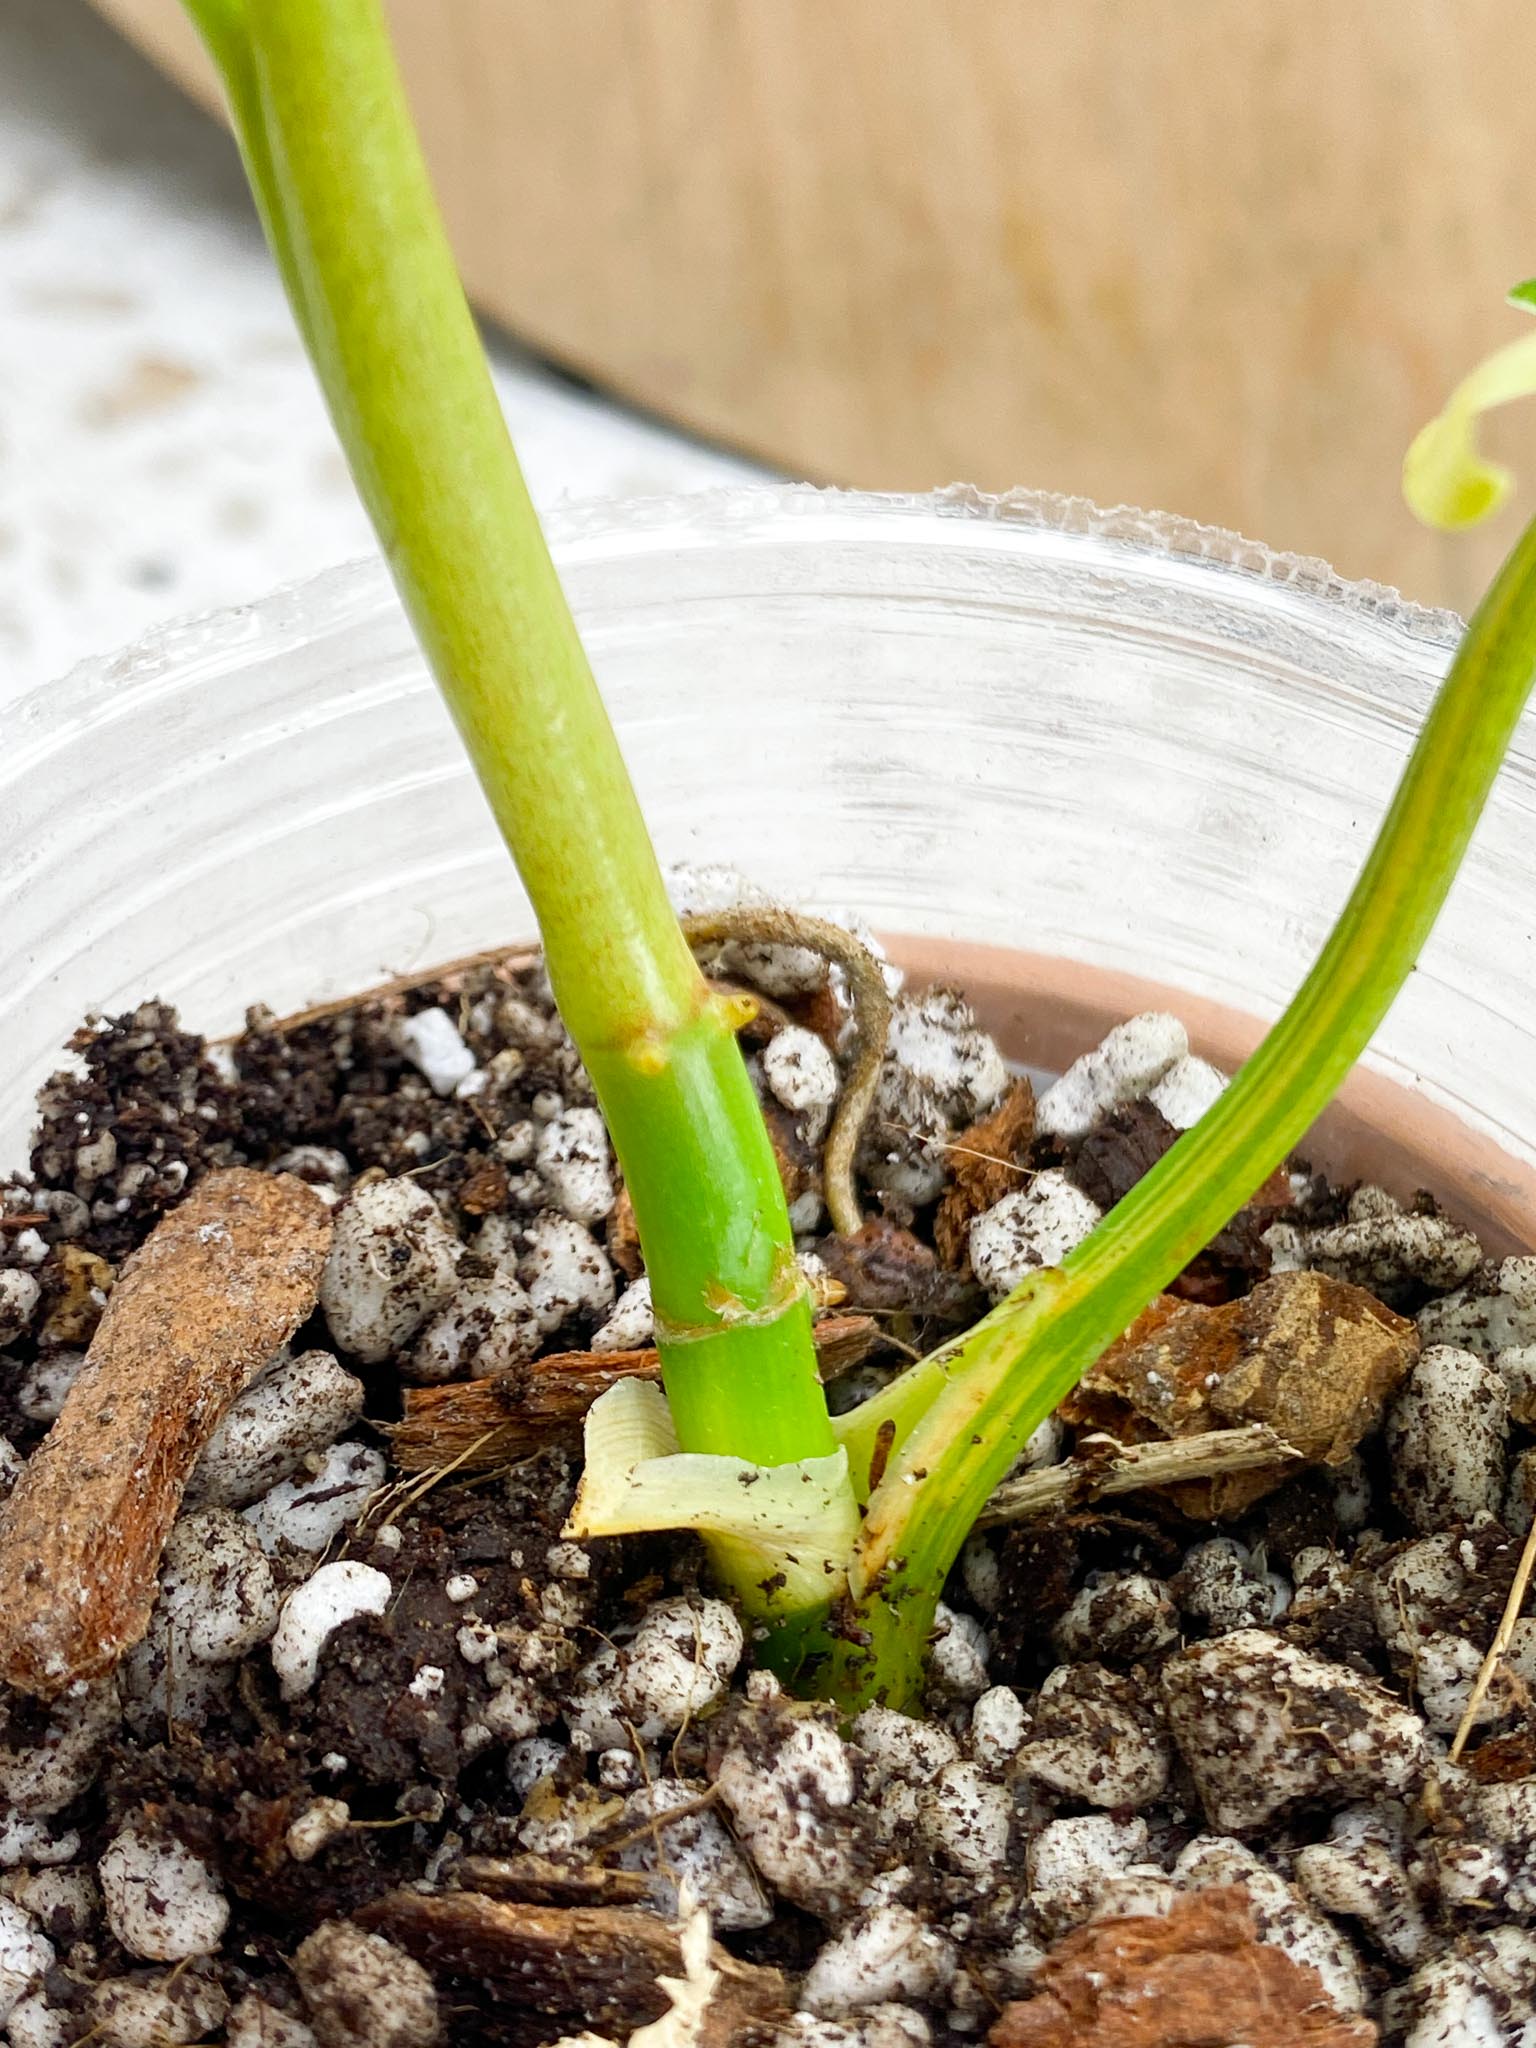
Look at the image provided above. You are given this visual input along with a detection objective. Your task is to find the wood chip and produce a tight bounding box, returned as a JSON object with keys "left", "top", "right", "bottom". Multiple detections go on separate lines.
{"left": 356, "top": 1890, "right": 787, "bottom": 2041}
{"left": 979, "top": 1425, "right": 1301, "bottom": 1527}
{"left": 390, "top": 1313, "right": 882, "bottom": 1473}
{"left": 1063, "top": 1269, "right": 1416, "bottom": 1516}
{"left": 933, "top": 1077, "right": 1037, "bottom": 1268}
{"left": 989, "top": 1885, "right": 1376, "bottom": 2048}
{"left": 453, "top": 1854, "right": 652, "bottom": 1907}
{"left": 0, "top": 1169, "right": 333, "bottom": 1696}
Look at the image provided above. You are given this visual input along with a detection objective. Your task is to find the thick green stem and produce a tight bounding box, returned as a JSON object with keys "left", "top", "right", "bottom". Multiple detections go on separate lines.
{"left": 829, "top": 515, "right": 1536, "bottom": 1710}
{"left": 181, "top": 0, "right": 834, "bottom": 1524}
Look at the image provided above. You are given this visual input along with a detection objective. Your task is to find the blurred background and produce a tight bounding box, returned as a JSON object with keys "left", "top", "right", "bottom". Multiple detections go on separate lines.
{"left": 6, "top": 0, "right": 1536, "bottom": 700}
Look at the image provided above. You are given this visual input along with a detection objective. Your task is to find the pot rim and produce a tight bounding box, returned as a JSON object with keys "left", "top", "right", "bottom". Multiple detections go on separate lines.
{"left": 5, "top": 482, "right": 1465, "bottom": 767}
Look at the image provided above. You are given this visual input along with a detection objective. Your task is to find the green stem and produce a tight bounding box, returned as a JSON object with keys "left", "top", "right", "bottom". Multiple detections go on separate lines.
{"left": 830, "top": 514, "right": 1536, "bottom": 1710}
{"left": 181, "top": 0, "right": 834, "bottom": 1517}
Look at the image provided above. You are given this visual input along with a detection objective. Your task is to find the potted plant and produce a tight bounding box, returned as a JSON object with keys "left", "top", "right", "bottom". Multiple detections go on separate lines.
{"left": 3, "top": 3, "right": 1536, "bottom": 2044}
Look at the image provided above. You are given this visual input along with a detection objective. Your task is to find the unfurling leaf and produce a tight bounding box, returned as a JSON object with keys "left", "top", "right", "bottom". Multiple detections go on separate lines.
{"left": 1404, "top": 285, "right": 1536, "bottom": 530}
{"left": 565, "top": 1380, "right": 859, "bottom": 1613}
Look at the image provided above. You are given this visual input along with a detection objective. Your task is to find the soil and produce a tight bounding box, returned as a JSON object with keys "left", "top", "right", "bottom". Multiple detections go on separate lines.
{"left": 2, "top": 930, "right": 1535, "bottom": 2048}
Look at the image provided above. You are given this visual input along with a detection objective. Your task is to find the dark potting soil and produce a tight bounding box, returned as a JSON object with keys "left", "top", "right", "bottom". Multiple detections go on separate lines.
{"left": 1, "top": 927, "right": 1535, "bottom": 2048}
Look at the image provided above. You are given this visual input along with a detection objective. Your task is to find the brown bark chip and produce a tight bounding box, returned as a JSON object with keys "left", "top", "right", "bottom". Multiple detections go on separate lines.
{"left": 0, "top": 1168, "right": 333, "bottom": 1695}
{"left": 357, "top": 1890, "right": 787, "bottom": 2042}
{"left": 391, "top": 1314, "right": 882, "bottom": 1472}
{"left": 933, "top": 1078, "right": 1037, "bottom": 1269}
{"left": 989, "top": 1886, "right": 1376, "bottom": 2048}
{"left": 1064, "top": 1269, "right": 1416, "bottom": 1515}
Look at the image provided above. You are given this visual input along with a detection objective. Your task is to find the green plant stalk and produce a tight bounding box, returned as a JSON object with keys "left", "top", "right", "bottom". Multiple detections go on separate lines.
{"left": 180, "top": 0, "right": 834, "bottom": 1515}
{"left": 827, "top": 513, "right": 1536, "bottom": 1710}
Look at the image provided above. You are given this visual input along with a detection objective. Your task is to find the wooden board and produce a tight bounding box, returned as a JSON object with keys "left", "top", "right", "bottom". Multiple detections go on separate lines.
{"left": 92, "top": 0, "right": 1536, "bottom": 610}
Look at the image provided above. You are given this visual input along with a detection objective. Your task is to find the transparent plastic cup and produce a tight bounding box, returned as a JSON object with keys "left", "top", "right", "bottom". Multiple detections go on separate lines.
{"left": 4, "top": 485, "right": 1534, "bottom": 1240}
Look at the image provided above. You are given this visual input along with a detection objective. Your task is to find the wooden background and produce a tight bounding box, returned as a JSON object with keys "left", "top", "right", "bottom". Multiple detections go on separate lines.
{"left": 92, "top": 1, "right": 1536, "bottom": 612}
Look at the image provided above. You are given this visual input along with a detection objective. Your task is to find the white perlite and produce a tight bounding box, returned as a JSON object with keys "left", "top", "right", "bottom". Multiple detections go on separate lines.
{"left": 293, "top": 1920, "right": 441, "bottom": 2048}
{"left": 243, "top": 1441, "right": 387, "bottom": 1554}
{"left": 614, "top": 1779, "right": 771, "bottom": 1931}
{"left": 801, "top": 1907, "right": 957, "bottom": 2016}
{"left": 1161, "top": 1629, "right": 1429, "bottom": 1832}
{"left": 1387, "top": 1345, "right": 1509, "bottom": 1530}
{"left": 969, "top": 1171, "right": 1103, "bottom": 1302}
{"left": 287, "top": 1799, "right": 351, "bottom": 1864}
{"left": 1015, "top": 1664, "right": 1169, "bottom": 1810}
{"left": 271, "top": 1561, "right": 393, "bottom": 1700}
{"left": 1035, "top": 1012, "right": 1188, "bottom": 1141}
{"left": 535, "top": 1109, "right": 616, "bottom": 1227}
{"left": 1418, "top": 1255, "right": 1536, "bottom": 1357}
{"left": 520, "top": 1212, "right": 616, "bottom": 1334}
{"left": 714, "top": 1708, "right": 866, "bottom": 1917}
{"left": 2, "top": 1870, "right": 97, "bottom": 1943}
{"left": 394, "top": 1007, "right": 477, "bottom": 1097}
{"left": 617, "top": 1598, "right": 744, "bottom": 1736}
{"left": 914, "top": 1761, "right": 1012, "bottom": 1884}
{"left": 666, "top": 865, "right": 829, "bottom": 998}
{"left": 1175, "top": 1536, "right": 1290, "bottom": 1634}
{"left": 1026, "top": 1815, "right": 1149, "bottom": 1937}
{"left": 225, "top": 1995, "right": 321, "bottom": 2048}
{"left": 852, "top": 1707, "right": 960, "bottom": 1790}
{"left": 408, "top": 1270, "right": 542, "bottom": 1383}
{"left": 1294, "top": 1811, "right": 1431, "bottom": 1968}
{"left": 0, "top": 1678, "right": 118, "bottom": 1818}
{"left": 763, "top": 1028, "right": 840, "bottom": 1144}
{"left": 862, "top": 987, "right": 1009, "bottom": 1205}
{"left": 1051, "top": 1571, "right": 1179, "bottom": 1665}
{"left": 1145, "top": 1054, "right": 1228, "bottom": 1129}
{"left": 563, "top": 1645, "right": 629, "bottom": 1755}
{"left": 320, "top": 1179, "right": 462, "bottom": 1363}
{"left": 0, "top": 1817, "right": 80, "bottom": 1872}
{"left": 506, "top": 1738, "right": 568, "bottom": 1799}
{"left": 1389, "top": 1927, "right": 1536, "bottom": 2047}
{"left": 0, "top": 1901, "right": 51, "bottom": 2026}
{"left": 269, "top": 1147, "right": 353, "bottom": 1202}
{"left": 155, "top": 1508, "right": 279, "bottom": 1663}
{"left": 591, "top": 1278, "right": 655, "bottom": 1355}
{"left": 87, "top": 1970, "right": 229, "bottom": 2048}
{"left": 189, "top": 1351, "right": 364, "bottom": 1507}
{"left": 0, "top": 1273, "right": 40, "bottom": 1346}
{"left": 1274, "top": 1185, "right": 1483, "bottom": 1297}
{"left": 967, "top": 1687, "right": 1028, "bottom": 1771}
{"left": 781, "top": 2010, "right": 931, "bottom": 2048}
{"left": 926, "top": 1605, "right": 990, "bottom": 1699}
{"left": 15, "top": 1350, "right": 83, "bottom": 1425}
{"left": 99, "top": 1827, "right": 229, "bottom": 1961}
{"left": 4, "top": 1992, "right": 66, "bottom": 2048}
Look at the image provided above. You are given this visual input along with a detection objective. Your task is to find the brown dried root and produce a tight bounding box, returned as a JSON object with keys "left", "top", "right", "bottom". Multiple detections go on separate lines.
{"left": 454, "top": 1855, "right": 653, "bottom": 1908}
{"left": 1451, "top": 1506, "right": 1536, "bottom": 1762}
{"left": 390, "top": 1313, "right": 882, "bottom": 1474}
{"left": 356, "top": 1889, "right": 787, "bottom": 2044}
{"left": 221, "top": 941, "right": 541, "bottom": 1040}
{"left": 0, "top": 1169, "right": 333, "bottom": 1695}
{"left": 680, "top": 907, "right": 891, "bottom": 1236}
{"left": 978, "top": 1425, "right": 1302, "bottom": 1529}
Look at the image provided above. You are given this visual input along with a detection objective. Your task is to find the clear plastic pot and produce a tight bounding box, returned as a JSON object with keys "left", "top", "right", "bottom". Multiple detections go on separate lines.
{"left": 3, "top": 485, "right": 1533, "bottom": 1241}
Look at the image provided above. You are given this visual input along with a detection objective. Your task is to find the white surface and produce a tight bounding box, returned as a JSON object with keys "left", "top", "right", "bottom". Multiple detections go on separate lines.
{"left": 0, "top": 0, "right": 762, "bottom": 702}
